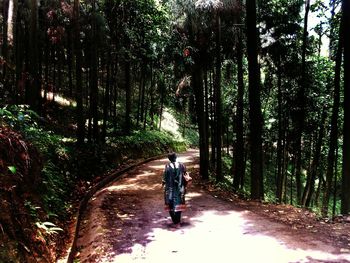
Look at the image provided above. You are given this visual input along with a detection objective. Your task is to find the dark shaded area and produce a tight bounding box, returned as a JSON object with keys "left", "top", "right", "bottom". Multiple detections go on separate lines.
{"left": 0, "top": 127, "right": 58, "bottom": 262}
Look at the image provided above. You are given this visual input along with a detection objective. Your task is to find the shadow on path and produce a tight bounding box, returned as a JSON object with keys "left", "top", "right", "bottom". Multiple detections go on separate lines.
{"left": 76, "top": 149, "right": 350, "bottom": 263}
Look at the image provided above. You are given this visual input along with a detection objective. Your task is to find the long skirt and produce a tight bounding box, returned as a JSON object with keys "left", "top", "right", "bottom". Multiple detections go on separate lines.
{"left": 165, "top": 203, "right": 185, "bottom": 224}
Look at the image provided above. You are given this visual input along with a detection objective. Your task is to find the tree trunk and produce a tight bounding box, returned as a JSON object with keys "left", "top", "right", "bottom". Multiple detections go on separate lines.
{"left": 52, "top": 47, "right": 57, "bottom": 102}
{"left": 328, "top": 0, "right": 337, "bottom": 59}
{"left": 276, "top": 61, "right": 285, "bottom": 202}
{"left": 140, "top": 67, "right": 146, "bottom": 126}
{"left": 233, "top": 14, "right": 245, "bottom": 191}
{"left": 294, "top": 0, "right": 310, "bottom": 204}
{"left": 86, "top": 68, "right": 92, "bottom": 143}
{"left": 149, "top": 65, "right": 155, "bottom": 129}
{"left": 90, "top": 1, "right": 99, "bottom": 142}
{"left": 136, "top": 67, "right": 143, "bottom": 127}
{"left": 112, "top": 53, "right": 119, "bottom": 126}
{"left": 193, "top": 62, "right": 209, "bottom": 180}
{"left": 5, "top": 0, "right": 18, "bottom": 100}
{"left": 210, "top": 69, "right": 216, "bottom": 170}
{"left": 302, "top": 108, "right": 326, "bottom": 207}
{"left": 322, "top": 18, "right": 343, "bottom": 217}
{"left": 246, "top": 0, "right": 264, "bottom": 200}
{"left": 74, "top": 0, "right": 85, "bottom": 146}
{"left": 332, "top": 146, "right": 339, "bottom": 218}
{"left": 282, "top": 120, "right": 290, "bottom": 203}
{"left": 215, "top": 14, "right": 223, "bottom": 182}
{"left": 15, "top": 10, "right": 23, "bottom": 104}
{"left": 28, "top": 0, "right": 40, "bottom": 112}
{"left": 317, "top": 25, "right": 323, "bottom": 57}
{"left": 158, "top": 75, "right": 165, "bottom": 130}
{"left": 124, "top": 52, "right": 132, "bottom": 135}
{"left": 67, "top": 28, "right": 74, "bottom": 97}
{"left": 102, "top": 51, "right": 111, "bottom": 142}
{"left": 2, "top": 0, "right": 9, "bottom": 91}
{"left": 341, "top": 0, "right": 350, "bottom": 215}
{"left": 143, "top": 86, "right": 149, "bottom": 130}
{"left": 43, "top": 35, "right": 49, "bottom": 102}
{"left": 204, "top": 66, "right": 210, "bottom": 168}
{"left": 57, "top": 47, "right": 63, "bottom": 95}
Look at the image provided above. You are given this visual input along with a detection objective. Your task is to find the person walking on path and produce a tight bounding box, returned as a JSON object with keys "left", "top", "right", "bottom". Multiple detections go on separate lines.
{"left": 162, "top": 152, "right": 190, "bottom": 227}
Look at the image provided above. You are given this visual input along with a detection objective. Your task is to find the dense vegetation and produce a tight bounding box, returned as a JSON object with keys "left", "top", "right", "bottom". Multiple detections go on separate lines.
{"left": 1, "top": 0, "right": 350, "bottom": 261}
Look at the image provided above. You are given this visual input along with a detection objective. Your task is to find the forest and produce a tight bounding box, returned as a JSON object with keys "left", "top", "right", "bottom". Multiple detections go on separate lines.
{"left": 0, "top": 0, "right": 350, "bottom": 261}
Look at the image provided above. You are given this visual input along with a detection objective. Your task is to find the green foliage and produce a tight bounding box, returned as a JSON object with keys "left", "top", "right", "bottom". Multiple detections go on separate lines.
{"left": 168, "top": 107, "right": 199, "bottom": 147}
{"left": 35, "top": 221, "right": 63, "bottom": 236}
{"left": 109, "top": 130, "right": 187, "bottom": 156}
{"left": 103, "top": 0, "right": 169, "bottom": 60}
{"left": 24, "top": 201, "right": 40, "bottom": 218}
{"left": 7, "top": 166, "right": 16, "bottom": 174}
{"left": 0, "top": 105, "right": 40, "bottom": 130}
{"left": 182, "top": 128, "right": 199, "bottom": 147}
{"left": 40, "top": 160, "right": 73, "bottom": 216}
{"left": 222, "top": 154, "right": 232, "bottom": 177}
{"left": 207, "top": 153, "right": 233, "bottom": 191}
{"left": 1, "top": 105, "right": 74, "bottom": 218}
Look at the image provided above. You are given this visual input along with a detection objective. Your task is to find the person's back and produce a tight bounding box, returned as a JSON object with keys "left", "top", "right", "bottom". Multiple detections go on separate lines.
{"left": 162, "top": 152, "right": 187, "bottom": 227}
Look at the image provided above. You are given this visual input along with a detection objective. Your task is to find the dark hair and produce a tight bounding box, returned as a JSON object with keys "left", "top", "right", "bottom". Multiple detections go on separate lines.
{"left": 168, "top": 152, "right": 177, "bottom": 162}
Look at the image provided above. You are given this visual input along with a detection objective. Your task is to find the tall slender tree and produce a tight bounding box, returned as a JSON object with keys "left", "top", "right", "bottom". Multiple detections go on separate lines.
{"left": 28, "top": 0, "right": 40, "bottom": 112}
{"left": 246, "top": 0, "right": 264, "bottom": 199}
{"left": 191, "top": 46, "right": 210, "bottom": 180}
{"left": 233, "top": 1, "right": 245, "bottom": 191}
{"left": 295, "top": 0, "right": 311, "bottom": 204}
{"left": 322, "top": 17, "right": 343, "bottom": 217}
{"left": 302, "top": 109, "right": 327, "bottom": 207}
{"left": 215, "top": 10, "right": 223, "bottom": 182}
{"left": 90, "top": 0, "right": 99, "bottom": 141}
{"left": 341, "top": 0, "right": 350, "bottom": 214}
{"left": 276, "top": 56, "right": 285, "bottom": 202}
{"left": 123, "top": 3, "right": 132, "bottom": 135}
{"left": 74, "top": 0, "right": 85, "bottom": 146}
{"left": 2, "top": 0, "right": 9, "bottom": 92}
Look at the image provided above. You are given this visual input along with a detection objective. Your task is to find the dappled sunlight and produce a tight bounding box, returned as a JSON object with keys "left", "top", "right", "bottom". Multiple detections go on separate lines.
{"left": 148, "top": 154, "right": 199, "bottom": 170}
{"left": 104, "top": 182, "right": 159, "bottom": 192}
{"left": 41, "top": 90, "right": 76, "bottom": 106}
{"left": 77, "top": 150, "right": 350, "bottom": 263}
{"left": 160, "top": 108, "right": 183, "bottom": 140}
{"left": 177, "top": 156, "right": 196, "bottom": 164}
{"left": 134, "top": 171, "right": 157, "bottom": 178}
{"left": 101, "top": 171, "right": 160, "bottom": 192}
{"left": 148, "top": 164, "right": 167, "bottom": 170}
{"left": 104, "top": 208, "right": 350, "bottom": 263}
{"left": 185, "top": 192, "right": 202, "bottom": 199}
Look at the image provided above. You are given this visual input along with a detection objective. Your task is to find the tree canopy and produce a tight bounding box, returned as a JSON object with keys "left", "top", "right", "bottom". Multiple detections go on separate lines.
{"left": 1, "top": 0, "right": 349, "bottom": 227}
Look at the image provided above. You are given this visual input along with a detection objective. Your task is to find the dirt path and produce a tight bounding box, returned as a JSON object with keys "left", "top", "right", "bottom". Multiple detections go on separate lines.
{"left": 74, "top": 149, "right": 350, "bottom": 263}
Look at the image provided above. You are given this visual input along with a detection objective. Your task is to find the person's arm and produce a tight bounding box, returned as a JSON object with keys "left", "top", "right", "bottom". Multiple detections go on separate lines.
{"left": 182, "top": 163, "right": 192, "bottom": 187}
{"left": 181, "top": 163, "right": 187, "bottom": 186}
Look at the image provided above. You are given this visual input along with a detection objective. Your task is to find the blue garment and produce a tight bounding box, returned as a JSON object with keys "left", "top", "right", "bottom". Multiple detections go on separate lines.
{"left": 163, "top": 162, "right": 187, "bottom": 212}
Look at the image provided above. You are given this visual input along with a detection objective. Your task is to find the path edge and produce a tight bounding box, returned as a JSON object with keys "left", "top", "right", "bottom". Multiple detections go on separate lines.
{"left": 65, "top": 153, "right": 167, "bottom": 263}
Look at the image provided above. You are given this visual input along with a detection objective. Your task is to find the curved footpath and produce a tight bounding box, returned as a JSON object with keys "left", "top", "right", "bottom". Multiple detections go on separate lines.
{"left": 70, "top": 149, "right": 350, "bottom": 263}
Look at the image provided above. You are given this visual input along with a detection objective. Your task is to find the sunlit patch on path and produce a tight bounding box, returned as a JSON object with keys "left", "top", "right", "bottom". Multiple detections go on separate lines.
{"left": 75, "top": 149, "right": 350, "bottom": 263}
